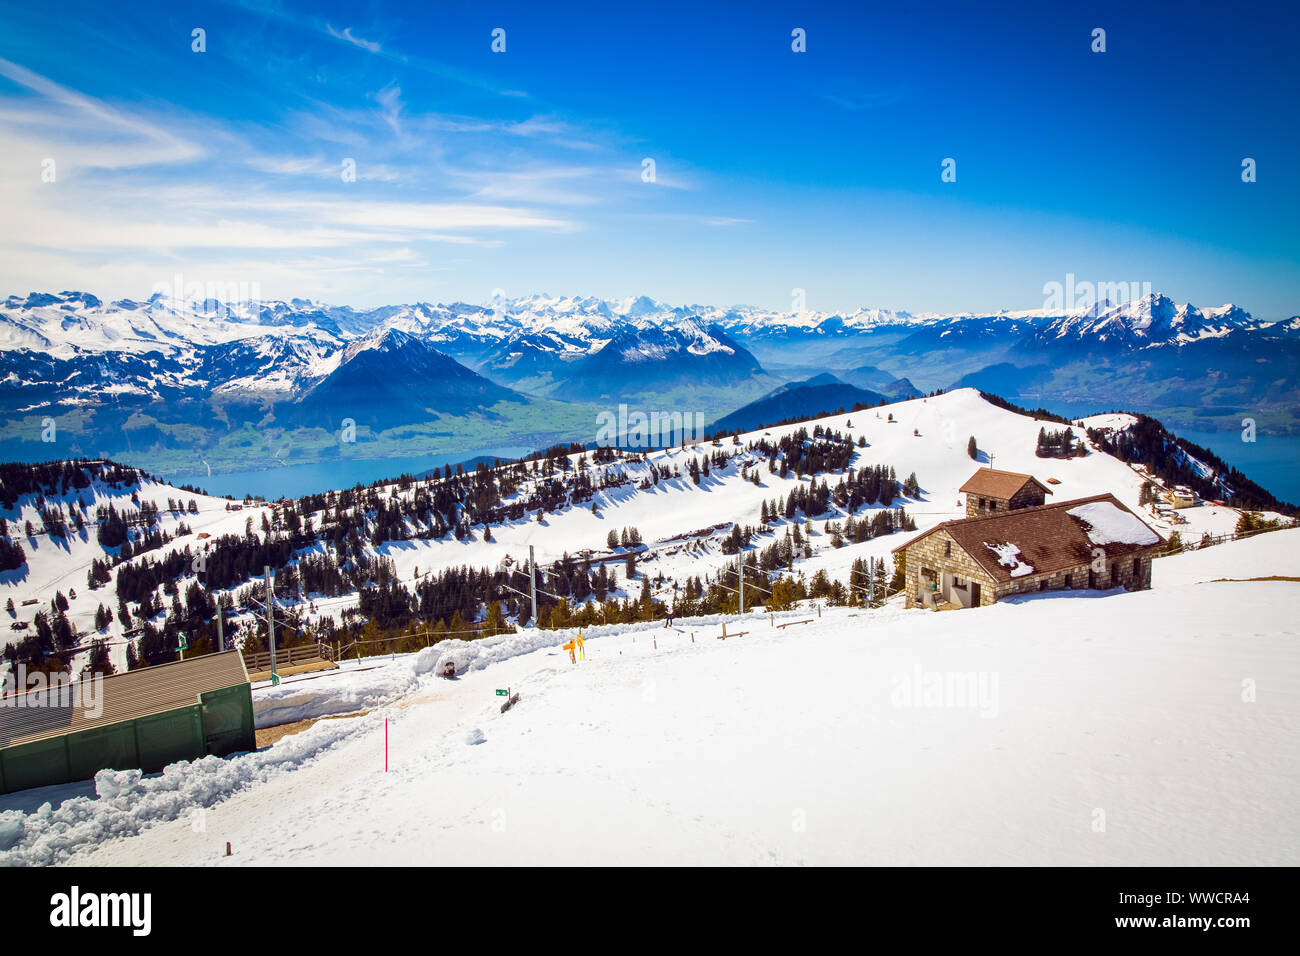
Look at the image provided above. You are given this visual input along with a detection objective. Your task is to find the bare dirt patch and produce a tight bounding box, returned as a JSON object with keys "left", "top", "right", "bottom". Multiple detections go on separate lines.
{"left": 255, "top": 709, "right": 372, "bottom": 748}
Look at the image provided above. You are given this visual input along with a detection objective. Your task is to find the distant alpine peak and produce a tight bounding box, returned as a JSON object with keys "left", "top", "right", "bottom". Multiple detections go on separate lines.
{"left": 1036, "top": 292, "right": 1262, "bottom": 347}
{"left": 0, "top": 287, "right": 1276, "bottom": 359}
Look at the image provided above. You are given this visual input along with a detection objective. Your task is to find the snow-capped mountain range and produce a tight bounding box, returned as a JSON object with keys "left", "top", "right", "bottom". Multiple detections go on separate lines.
{"left": 1, "top": 288, "right": 1297, "bottom": 481}
{"left": 1026, "top": 296, "right": 1269, "bottom": 349}
{"left": 2, "top": 289, "right": 1289, "bottom": 366}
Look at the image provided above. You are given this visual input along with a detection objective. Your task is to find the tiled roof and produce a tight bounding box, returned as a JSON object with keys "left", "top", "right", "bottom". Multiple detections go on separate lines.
{"left": 892, "top": 493, "right": 1161, "bottom": 585}
{"left": 0, "top": 650, "right": 249, "bottom": 749}
{"left": 958, "top": 468, "right": 1052, "bottom": 500}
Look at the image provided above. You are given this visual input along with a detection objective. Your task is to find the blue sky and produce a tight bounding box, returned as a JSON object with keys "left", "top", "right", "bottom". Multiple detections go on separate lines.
{"left": 0, "top": 0, "right": 1296, "bottom": 316}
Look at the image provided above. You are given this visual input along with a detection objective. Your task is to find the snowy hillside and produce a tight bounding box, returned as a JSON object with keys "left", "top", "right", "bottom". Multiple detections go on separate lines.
{"left": 2, "top": 389, "right": 1287, "bottom": 677}
{"left": 1, "top": 527, "right": 1294, "bottom": 866}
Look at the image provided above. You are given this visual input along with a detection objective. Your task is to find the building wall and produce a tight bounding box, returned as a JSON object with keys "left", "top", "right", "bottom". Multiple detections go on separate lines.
{"left": 1009, "top": 484, "right": 1047, "bottom": 510}
{"left": 964, "top": 483, "right": 1046, "bottom": 517}
{"left": 902, "top": 532, "right": 1156, "bottom": 610}
{"left": 994, "top": 552, "right": 1152, "bottom": 599}
{"left": 902, "top": 528, "right": 997, "bottom": 609}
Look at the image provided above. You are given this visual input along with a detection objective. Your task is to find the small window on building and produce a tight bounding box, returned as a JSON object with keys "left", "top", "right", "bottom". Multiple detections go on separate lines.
{"left": 945, "top": 540, "right": 952, "bottom": 557}
{"left": 1038, "top": 579, "right": 1047, "bottom": 591}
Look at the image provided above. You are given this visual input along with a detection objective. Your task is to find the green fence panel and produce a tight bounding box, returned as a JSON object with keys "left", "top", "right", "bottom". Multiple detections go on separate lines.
{"left": 0, "top": 736, "right": 71, "bottom": 794}
{"left": 199, "top": 685, "right": 255, "bottom": 756}
{"left": 66, "top": 721, "right": 140, "bottom": 783}
{"left": 134, "top": 706, "right": 205, "bottom": 773}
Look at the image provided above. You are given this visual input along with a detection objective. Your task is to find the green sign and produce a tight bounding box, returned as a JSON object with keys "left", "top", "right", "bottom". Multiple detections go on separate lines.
{"left": 178, "top": 634, "right": 189, "bottom": 650}
{"left": 496, "top": 689, "right": 508, "bottom": 696}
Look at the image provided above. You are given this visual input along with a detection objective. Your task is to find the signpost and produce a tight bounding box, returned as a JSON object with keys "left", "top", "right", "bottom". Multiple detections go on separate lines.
{"left": 177, "top": 633, "right": 188, "bottom": 660}
{"left": 496, "top": 689, "right": 508, "bottom": 697}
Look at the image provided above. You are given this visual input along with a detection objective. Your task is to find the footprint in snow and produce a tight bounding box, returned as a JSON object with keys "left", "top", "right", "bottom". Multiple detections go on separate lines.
{"left": 465, "top": 728, "right": 486, "bottom": 745}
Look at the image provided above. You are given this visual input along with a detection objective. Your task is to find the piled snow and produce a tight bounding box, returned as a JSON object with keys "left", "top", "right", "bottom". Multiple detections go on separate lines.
{"left": 252, "top": 611, "right": 806, "bottom": 728}
{"left": 0, "top": 709, "right": 381, "bottom": 866}
{"left": 984, "top": 541, "right": 1034, "bottom": 577}
{"left": 1068, "top": 501, "right": 1160, "bottom": 546}
{"left": 251, "top": 656, "right": 423, "bottom": 727}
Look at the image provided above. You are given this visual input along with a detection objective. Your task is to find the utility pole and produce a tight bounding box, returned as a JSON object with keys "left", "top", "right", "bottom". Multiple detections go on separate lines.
{"left": 264, "top": 566, "right": 278, "bottom": 681}
{"left": 216, "top": 601, "right": 224, "bottom": 652}
{"left": 528, "top": 545, "right": 538, "bottom": 626}
{"left": 738, "top": 554, "right": 745, "bottom": 615}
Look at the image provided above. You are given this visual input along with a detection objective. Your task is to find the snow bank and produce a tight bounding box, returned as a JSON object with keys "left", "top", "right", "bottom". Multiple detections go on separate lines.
{"left": 0, "top": 709, "right": 382, "bottom": 866}
{"left": 252, "top": 657, "right": 424, "bottom": 727}
{"left": 1068, "top": 501, "right": 1160, "bottom": 546}
{"left": 257, "top": 611, "right": 813, "bottom": 728}
{"left": 984, "top": 541, "right": 1034, "bottom": 577}
{"left": 428, "top": 609, "right": 813, "bottom": 678}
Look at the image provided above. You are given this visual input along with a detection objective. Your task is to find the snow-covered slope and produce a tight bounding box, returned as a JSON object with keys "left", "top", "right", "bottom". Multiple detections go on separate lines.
{"left": 5, "top": 389, "right": 1285, "bottom": 677}
{"left": 1154, "top": 527, "right": 1300, "bottom": 586}
{"left": 1, "top": 527, "right": 1294, "bottom": 866}
{"left": 0, "top": 468, "right": 274, "bottom": 671}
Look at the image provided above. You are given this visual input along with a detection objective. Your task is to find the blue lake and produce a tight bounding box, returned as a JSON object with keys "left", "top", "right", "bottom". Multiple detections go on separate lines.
{"left": 1168, "top": 428, "right": 1300, "bottom": 507}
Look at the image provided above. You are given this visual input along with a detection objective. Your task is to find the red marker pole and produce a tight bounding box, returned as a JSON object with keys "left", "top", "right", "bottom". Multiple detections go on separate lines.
{"left": 385, "top": 718, "right": 388, "bottom": 772}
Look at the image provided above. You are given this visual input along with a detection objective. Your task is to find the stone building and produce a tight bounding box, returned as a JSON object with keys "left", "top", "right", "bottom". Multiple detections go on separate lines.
{"left": 891, "top": 492, "right": 1162, "bottom": 610}
{"left": 958, "top": 468, "right": 1053, "bottom": 517}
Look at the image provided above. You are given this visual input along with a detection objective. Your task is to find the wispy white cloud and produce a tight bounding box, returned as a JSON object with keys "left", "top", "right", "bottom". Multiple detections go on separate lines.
{"left": 0, "top": 56, "right": 203, "bottom": 171}
{"left": 326, "top": 24, "right": 382, "bottom": 54}
{"left": 0, "top": 46, "right": 719, "bottom": 304}
{"left": 372, "top": 83, "right": 404, "bottom": 136}
{"left": 213, "top": 0, "right": 521, "bottom": 99}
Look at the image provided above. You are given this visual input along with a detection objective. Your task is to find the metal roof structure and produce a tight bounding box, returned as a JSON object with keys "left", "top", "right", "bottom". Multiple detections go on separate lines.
{"left": 0, "top": 650, "right": 249, "bottom": 750}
